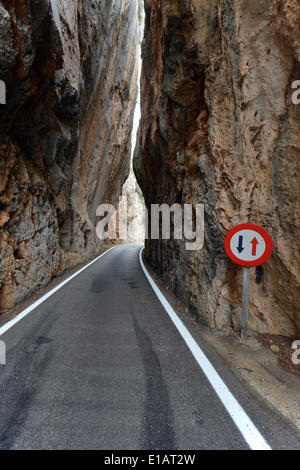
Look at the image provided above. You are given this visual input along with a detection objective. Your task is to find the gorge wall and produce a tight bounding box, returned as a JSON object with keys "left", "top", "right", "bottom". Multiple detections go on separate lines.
{"left": 0, "top": 0, "right": 139, "bottom": 311}
{"left": 134, "top": 0, "right": 300, "bottom": 337}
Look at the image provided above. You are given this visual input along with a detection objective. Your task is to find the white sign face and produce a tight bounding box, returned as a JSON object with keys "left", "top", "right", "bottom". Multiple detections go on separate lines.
{"left": 225, "top": 223, "right": 273, "bottom": 267}
{"left": 229, "top": 229, "right": 266, "bottom": 262}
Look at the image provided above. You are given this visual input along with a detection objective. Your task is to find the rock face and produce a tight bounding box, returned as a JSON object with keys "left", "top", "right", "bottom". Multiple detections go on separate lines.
{"left": 134, "top": 0, "right": 300, "bottom": 336}
{"left": 106, "top": 171, "right": 145, "bottom": 244}
{"left": 0, "top": 0, "right": 139, "bottom": 310}
{"left": 118, "top": 172, "right": 145, "bottom": 244}
{"left": 122, "top": 173, "right": 145, "bottom": 244}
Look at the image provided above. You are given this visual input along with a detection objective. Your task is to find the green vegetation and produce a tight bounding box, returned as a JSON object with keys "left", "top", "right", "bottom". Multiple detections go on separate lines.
{"left": 99, "top": 243, "right": 119, "bottom": 254}
{"left": 138, "top": 0, "right": 144, "bottom": 25}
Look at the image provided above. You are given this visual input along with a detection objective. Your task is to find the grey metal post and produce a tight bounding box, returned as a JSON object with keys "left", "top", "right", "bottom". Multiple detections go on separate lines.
{"left": 241, "top": 267, "right": 250, "bottom": 338}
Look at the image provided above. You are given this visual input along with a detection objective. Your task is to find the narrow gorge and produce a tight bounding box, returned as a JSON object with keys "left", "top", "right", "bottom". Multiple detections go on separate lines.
{"left": 0, "top": 0, "right": 300, "bottom": 451}
{"left": 0, "top": 0, "right": 300, "bottom": 341}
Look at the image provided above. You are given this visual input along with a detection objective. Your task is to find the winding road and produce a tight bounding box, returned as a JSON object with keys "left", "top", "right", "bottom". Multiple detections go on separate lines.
{"left": 0, "top": 244, "right": 299, "bottom": 450}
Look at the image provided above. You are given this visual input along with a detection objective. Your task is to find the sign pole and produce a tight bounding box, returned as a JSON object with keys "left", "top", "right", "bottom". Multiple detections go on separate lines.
{"left": 225, "top": 224, "right": 273, "bottom": 338}
{"left": 241, "top": 267, "right": 250, "bottom": 338}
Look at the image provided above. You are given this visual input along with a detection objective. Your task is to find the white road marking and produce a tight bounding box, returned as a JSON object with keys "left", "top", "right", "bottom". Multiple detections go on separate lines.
{"left": 139, "top": 248, "right": 271, "bottom": 451}
{"left": 0, "top": 246, "right": 117, "bottom": 337}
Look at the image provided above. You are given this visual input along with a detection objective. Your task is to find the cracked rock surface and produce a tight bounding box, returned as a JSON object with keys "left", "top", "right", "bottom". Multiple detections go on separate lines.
{"left": 0, "top": 0, "right": 139, "bottom": 310}
{"left": 134, "top": 0, "right": 300, "bottom": 336}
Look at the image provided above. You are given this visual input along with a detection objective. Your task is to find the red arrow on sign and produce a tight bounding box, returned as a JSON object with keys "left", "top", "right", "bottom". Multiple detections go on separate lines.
{"left": 251, "top": 237, "right": 259, "bottom": 256}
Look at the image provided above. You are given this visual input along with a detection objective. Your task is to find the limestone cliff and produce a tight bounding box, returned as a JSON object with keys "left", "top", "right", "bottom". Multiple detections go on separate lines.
{"left": 0, "top": 0, "right": 139, "bottom": 310}
{"left": 134, "top": 0, "right": 300, "bottom": 336}
{"left": 110, "top": 171, "right": 145, "bottom": 244}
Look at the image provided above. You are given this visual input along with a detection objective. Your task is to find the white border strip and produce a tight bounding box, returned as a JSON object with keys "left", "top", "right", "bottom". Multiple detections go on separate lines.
{"left": 0, "top": 246, "right": 117, "bottom": 337}
{"left": 139, "top": 248, "right": 271, "bottom": 451}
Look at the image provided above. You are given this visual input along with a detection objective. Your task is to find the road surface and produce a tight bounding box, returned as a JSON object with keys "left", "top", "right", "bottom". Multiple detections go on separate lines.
{"left": 0, "top": 244, "right": 299, "bottom": 450}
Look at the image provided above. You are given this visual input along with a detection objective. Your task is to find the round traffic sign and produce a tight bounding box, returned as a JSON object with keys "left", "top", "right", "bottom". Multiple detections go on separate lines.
{"left": 224, "top": 224, "right": 273, "bottom": 267}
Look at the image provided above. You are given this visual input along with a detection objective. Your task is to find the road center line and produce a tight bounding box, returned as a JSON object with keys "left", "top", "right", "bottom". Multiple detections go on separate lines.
{"left": 139, "top": 247, "right": 271, "bottom": 451}
{"left": 0, "top": 246, "right": 117, "bottom": 338}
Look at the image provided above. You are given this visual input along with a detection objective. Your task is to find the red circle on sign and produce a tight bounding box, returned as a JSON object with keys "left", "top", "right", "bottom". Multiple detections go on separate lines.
{"left": 224, "top": 223, "right": 273, "bottom": 267}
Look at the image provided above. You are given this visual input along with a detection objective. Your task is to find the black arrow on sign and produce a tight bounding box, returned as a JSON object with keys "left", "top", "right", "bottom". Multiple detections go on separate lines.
{"left": 237, "top": 235, "right": 244, "bottom": 254}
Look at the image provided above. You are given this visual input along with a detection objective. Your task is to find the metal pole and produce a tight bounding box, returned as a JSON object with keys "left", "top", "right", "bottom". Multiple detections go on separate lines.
{"left": 241, "top": 267, "right": 250, "bottom": 338}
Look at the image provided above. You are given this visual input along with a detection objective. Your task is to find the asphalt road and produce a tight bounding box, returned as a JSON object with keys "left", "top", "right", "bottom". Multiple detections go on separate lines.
{"left": 0, "top": 244, "right": 299, "bottom": 450}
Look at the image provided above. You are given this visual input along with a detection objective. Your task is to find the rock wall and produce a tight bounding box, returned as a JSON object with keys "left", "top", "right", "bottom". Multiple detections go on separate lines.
{"left": 0, "top": 0, "right": 139, "bottom": 311}
{"left": 134, "top": 0, "right": 300, "bottom": 336}
{"left": 117, "top": 172, "right": 145, "bottom": 243}
{"left": 122, "top": 172, "right": 145, "bottom": 244}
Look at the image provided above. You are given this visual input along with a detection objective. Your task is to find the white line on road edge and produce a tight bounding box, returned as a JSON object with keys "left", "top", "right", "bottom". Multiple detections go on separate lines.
{"left": 139, "top": 248, "right": 271, "bottom": 451}
{"left": 0, "top": 246, "right": 117, "bottom": 337}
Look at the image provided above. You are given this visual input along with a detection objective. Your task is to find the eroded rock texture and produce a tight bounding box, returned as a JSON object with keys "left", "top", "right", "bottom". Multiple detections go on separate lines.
{"left": 134, "top": 0, "right": 300, "bottom": 336}
{"left": 0, "top": 0, "right": 139, "bottom": 310}
{"left": 115, "top": 172, "right": 145, "bottom": 244}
